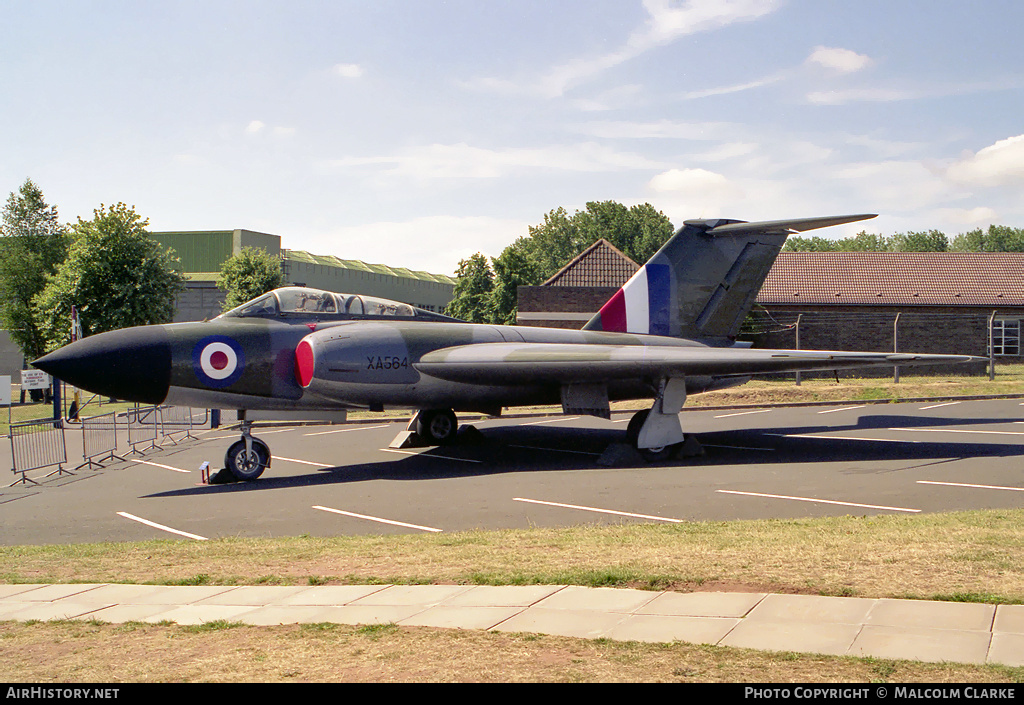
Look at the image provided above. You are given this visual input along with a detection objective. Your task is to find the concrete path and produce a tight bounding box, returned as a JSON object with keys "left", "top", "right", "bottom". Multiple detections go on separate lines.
{"left": 1, "top": 583, "right": 1021, "bottom": 667}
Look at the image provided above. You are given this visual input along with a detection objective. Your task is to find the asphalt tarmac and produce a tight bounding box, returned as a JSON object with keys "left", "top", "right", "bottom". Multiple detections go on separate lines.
{"left": 3, "top": 397, "right": 1023, "bottom": 545}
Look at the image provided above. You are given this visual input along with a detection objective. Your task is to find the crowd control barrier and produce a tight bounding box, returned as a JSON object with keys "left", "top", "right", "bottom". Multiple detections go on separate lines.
{"left": 9, "top": 418, "right": 69, "bottom": 485}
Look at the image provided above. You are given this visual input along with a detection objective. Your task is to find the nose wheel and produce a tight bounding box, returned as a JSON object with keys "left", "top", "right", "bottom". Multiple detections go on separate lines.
{"left": 225, "top": 421, "right": 271, "bottom": 481}
{"left": 414, "top": 408, "right": 459, "bottom": 445}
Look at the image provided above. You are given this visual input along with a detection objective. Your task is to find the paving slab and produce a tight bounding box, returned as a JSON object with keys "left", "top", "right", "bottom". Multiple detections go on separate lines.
{"left": 312, "top": 604, "right": 428, "bottom": 625}
{"left": 116, "top": 585, "right": 239, "bottom": 604}
{"left": 234, "top": 605, "right": 356, "bottom": 626}
{"left": 1, "top": 601, "right": 112, "bottom": 622}
{"left": 867, "top": 598, "right": 996, "bottom": 632}
{"left": 398, "top": 605, "right": 523, "bottom": 630}
{"left": 637, "top": 591, "right": 766, "bottom": 618}
{"left": 720, "top": 619, "right": 862, "bottom": 656}
{"left": 603, "top": 614, "right": 741, "bottom": 645}
{"left": 193, "top": 585, "right": 315, "bottom": 606}
{"left": 850, "top": 625, "right": 992, "bottom": 664}
{"left": 988, "top": 633, "right": 1024, "bottom": 667}
{"left": 15, "top": 584, "right": 105, "bottom": 601}
{"left": 746, "top": 593, "right": 877, "bottom": 624}
{"left": 348, "top": 584, "right": 474, "bottom": 607}
{"left": 139, "top": 604, "right": 259, "bottom": 625}
{"left": 490, "top": 607, "right": 629, "bottom": 640}
{"left": 439, "top": 585, "right": 566, "bottom": 608}
{"left": 532, "top": 585, "right": 659, "bottom": 613}
{"left": 0, "top": 585, "right": 49, "bottom": 599}
{"left": 993, "top": 604, "right": 1024, "bottom": 634}
{"left": 273, "top": 585, "right": 392, "bottom": 606}
{"left": 89, "top": 604, "right": 181, "bottom": 623}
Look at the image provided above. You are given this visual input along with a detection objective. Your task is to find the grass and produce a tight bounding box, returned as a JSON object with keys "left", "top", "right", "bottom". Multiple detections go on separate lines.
{"left": 3, "top": 510, "right": 1024, "bottom": 602}
{"left": 3, "top": 510, "right": 1024, "bottom": 682}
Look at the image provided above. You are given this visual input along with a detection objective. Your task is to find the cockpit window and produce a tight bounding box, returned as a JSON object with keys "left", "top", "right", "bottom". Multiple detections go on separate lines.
{"left": 219, "top": 286, "right": 446, "bottom": 321}
{"left": 363, "top": 297, "right": 414, "bottom": 317}
{"left": 226, "top": 293, "right": 277, "bottom": 318}
{"left": 278, "top": 288, "right": 337, "bottom": 314}
{"left": 344, "top": 296, "right": 364, "bottom": 315}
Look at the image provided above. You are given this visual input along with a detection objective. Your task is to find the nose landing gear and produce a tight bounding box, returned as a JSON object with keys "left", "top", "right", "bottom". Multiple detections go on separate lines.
{"left": 224, "top": 419, "right": 271, "bottom": 481}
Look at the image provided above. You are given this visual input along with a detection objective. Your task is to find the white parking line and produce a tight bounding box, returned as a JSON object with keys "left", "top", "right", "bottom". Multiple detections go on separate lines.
{"left": 522, "top": 416, "right": 581, "bottom": 426}
{"left": 379, "top": 449, "right": 482, "bottom": 463}
{"left": 917, "top": 480, "right": 1024, "bottom": 492}
{"left": 714, "top": 409, "right": 772, "bottom": 418}
{"left": 117, "top": 512, "right": 208, "bottom": 540}
{"left": 767, "top": 433, "right": 922, "bottom": 444}
{"left": 304, "top": 424, "right": 391, "bottom": 436}
{"left": 891, "top": 427, "right": 1024, "bottom": 437}
{"left": 513, "top": 497, "right": 683, "bottom": 523}
{"left": 817, "top": 405, "right": 867, "bottom": 414}
{"left": 132, "top": 459, "right": 192, "bottom": 474}
{"left": 313, "top": 505, "right": 442, "bottom": 532}
{"left": 715, "top": 490, "right": 920, "bottom": 513}
{"left": 273, "top": 456, "right": 335, "bottom": 467}
{"left": 919, "top": 401, "right": 962, "bottom": 410}
{"left": 508, "top": 444, "right": 601, "bottom": 456}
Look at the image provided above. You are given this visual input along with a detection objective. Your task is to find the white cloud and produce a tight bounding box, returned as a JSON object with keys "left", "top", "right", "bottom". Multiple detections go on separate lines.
{"left": 648, "top": 167, "right": 744, "bottom": 214}
{"left": 945, "top": 134, "right": 1024, "bottom": 187}
{"left": 245, "top": 120, "right": 266, "bottom": 134}
{"left": 333, "top": 63, "right": 364, "bottom": 79}
{"left": 466, "top": 0, "right": 781, "bottom": 98}
{"left": 806, "top": 46, "right": 872, "bottom": 73}
{"left": 806, "top": 88, "right": 919, "bottom": 105}
{"left": 932, "top": 206, "right": 999, "bottom": 226}
{"left": 576, "top": 119, "right": 735, "bottom": 141}
{"left": 332, "top": 142, "right": 669, "bottom": 179}
{"left": 303, "top": 215, "right": 530, "bottom": 275}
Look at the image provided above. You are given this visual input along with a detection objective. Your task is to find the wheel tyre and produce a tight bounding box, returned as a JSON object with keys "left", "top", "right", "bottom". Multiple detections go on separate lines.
{"left": 627, "top": 408, "right": 673, "bottom": 462}
{"left": 416, "top": 409, "right": 458, "bottom": 445}
{"left": 625, "top": 409, "right": 649, "bottom": 449}
{"left": 639, "top": 445, "right": 672, "bottom": 462}
{"left": 225, "top": 438, "right": 269, "bottom": 481}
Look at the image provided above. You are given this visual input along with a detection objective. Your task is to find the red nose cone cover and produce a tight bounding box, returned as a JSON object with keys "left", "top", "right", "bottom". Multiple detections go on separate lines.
{"left": 295, "top": 339, "right": 315, "bottom": 388}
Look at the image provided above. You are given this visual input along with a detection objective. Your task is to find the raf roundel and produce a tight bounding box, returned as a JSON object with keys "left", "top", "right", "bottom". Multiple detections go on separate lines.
{"left": 192, "top": 336, "right": 245, "bottom": 388}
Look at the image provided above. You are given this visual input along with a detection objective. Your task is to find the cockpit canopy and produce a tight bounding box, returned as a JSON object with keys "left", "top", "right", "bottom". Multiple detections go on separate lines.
{"left": 219, "top": 287, "right": 459, "bottom": 322}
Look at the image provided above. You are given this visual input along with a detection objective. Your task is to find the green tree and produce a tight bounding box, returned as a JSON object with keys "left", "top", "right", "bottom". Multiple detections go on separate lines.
{"left": 445, "top": 253, "right": 494, "bottom": 323}
{"left": 34, "top": 203, "right": 186, "bottom": 351}
{"left": 0, "top": 179, "right": 69, "bottom": 360}
{"left": 217, "top": 246, "right": 284, "bottom": 312}
{"left": 488, "top": 239, "right": 541, "bottom": 325}
{"left": 889, "top": 230, "right": 948, "bottom": 252}
{"left": 524, "top": 201, "right": 674, "bottom": 281}
{"left": 950, "top": 225, "right": 1024, "bottom": 252}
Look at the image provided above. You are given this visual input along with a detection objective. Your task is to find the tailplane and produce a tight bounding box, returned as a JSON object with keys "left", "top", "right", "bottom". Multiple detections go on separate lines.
{"left": 583, "top": 214, "right": 876, "bottom": 341}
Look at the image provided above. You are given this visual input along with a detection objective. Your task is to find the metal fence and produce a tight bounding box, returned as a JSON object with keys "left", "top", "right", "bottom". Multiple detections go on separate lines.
{"left": 159, "top": 405, "right": 206, "bottom": 444}
{"left": 76, "top": 411, "right": 124, "bottom": 470}
{"left": 9, "top": 418, "right": 69, "bottom": 485}
{"left": 124, "top": 405, "right": 162, "bottom": 455}
{"left": 8, "top": 403, "right": 210, "bottom": 484}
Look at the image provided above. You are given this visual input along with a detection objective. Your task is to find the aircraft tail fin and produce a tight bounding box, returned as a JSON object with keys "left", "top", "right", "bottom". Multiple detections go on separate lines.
{"left": 583, "top": 214, "right": 876, "bottom": 340}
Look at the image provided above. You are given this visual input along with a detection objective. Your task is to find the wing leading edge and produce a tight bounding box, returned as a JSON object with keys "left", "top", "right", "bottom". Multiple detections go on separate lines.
{"left": 415, "top": 343, "right": 978, "bottom": 385}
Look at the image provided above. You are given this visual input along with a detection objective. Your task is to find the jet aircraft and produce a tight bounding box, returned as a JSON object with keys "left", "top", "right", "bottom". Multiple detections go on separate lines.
{"left": 35, "top": 214, "right": 978, "bottom": 480}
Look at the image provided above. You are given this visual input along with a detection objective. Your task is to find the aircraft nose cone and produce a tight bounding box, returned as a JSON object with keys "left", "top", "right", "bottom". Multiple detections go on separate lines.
{"left": 34, "top": 326, "right": 171, "bottom": 405}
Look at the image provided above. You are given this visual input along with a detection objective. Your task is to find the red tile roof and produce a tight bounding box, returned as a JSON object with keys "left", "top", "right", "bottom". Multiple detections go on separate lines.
{"left": 543, "top": 239, "right": 639, "bottom": 287}
{"left": 759, "top": 252, "right": 1024, "bottom": 307}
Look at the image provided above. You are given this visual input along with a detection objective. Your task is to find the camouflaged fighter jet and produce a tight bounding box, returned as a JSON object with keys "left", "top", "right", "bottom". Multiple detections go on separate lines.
{"left": 35, "top": 213, "right": 978, "bottom": 481}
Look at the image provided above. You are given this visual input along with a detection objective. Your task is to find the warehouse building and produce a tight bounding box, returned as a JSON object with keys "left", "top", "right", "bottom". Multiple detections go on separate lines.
{"left": 149, "top": 229, "right": 456, "bottom": 321}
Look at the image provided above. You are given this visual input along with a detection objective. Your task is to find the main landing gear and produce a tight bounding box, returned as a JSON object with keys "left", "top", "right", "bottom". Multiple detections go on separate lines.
{"left": 224, "top": 419, "right": 271, "bottom": 481}
{"left": 413, "top": 408, "right": 459, "bottom": 445}
{"left": 623, "top": 377, "right": 701, "bottom": 462}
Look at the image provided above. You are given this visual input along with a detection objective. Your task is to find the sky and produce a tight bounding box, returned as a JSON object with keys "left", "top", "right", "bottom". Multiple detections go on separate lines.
{"left": 3, "top": 0, "right": 1023, "bottom": 277}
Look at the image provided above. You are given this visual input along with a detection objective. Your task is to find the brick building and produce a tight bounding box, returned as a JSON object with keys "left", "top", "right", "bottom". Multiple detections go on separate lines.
{"left": 517, "top": 239, "right": 638, "bottom": 329}
{"left": 516, "top": 247, "right": 1023, "bottom": 374}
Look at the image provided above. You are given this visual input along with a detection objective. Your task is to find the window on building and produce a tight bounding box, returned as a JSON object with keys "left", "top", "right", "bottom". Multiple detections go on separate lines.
{"left": 992, "top": 318, "right": 1021, "bottom": 356}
